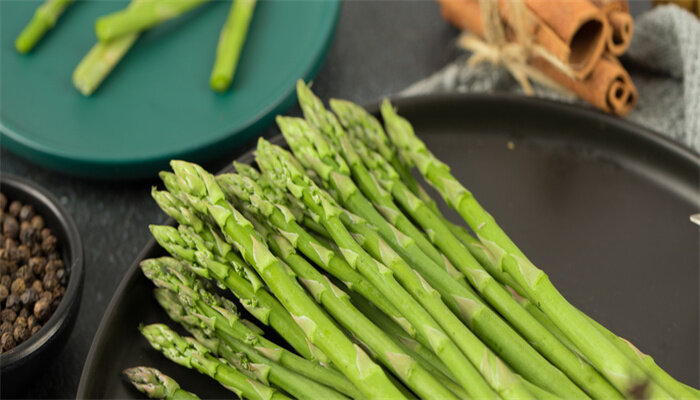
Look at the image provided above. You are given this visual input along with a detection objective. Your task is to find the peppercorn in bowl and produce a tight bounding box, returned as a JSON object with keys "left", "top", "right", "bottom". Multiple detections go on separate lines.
{"left": 0, "top": 174, "right": 84, "bottom": 395}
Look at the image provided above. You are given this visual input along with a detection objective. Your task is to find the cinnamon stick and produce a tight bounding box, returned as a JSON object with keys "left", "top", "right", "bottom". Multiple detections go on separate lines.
{"left": 590, "top": 0, "right": 633, "bottom": 55}
{"left": 437, "top": 0, "right": 608, "bottom": 78}
{"left": 532, "top": 53, "right": 636, "bottom": 115}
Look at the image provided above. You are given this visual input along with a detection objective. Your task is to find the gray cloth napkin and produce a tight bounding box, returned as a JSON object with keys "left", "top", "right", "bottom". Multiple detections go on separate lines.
{"left": 403, "top": 5, "right": 700, "bottom": 153}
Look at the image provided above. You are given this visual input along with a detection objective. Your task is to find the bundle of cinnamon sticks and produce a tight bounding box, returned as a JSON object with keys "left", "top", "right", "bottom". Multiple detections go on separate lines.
{"left": 438, "top": 0, "right": 637, "bottom": 116}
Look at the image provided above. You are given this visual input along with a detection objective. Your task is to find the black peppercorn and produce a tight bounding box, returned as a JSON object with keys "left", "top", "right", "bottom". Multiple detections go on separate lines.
{"left": 56, "top": 268, "right": 67, "bottom": 285}
{"left": 15, "top": 245, "right": 30, "bottom": 263}
{"left": 41, "top": 235, "right": 57, "bottom": 254}
{"left": 18, "top": 205, "right": 34, "bottom": 222}
{"left": 27, "top": 315, "right": 37, "bottom": 330}
{"left": 43, "top": 271, "right": 57, "bottom": 291}
{"left": 10, "top": 278, "right": 26, "bottom": 295}
{"left": 29, "top": 257, "right": 45, "bottom": 276}
{"left": 0, "top": 193, "right": 6, "bottom": 211}
{"left": 19, "top": 221, "right": 34, "bottom": 245}
{"left": 30, "top": 215, "right": 44, "bottom": 231}
{"left": 6, "top": 293, "right": 21, "bottom": 311}
{"left": 34, "top": 298, "right": 51, "bottom": 321}
{"left": 31, "top": 279, "right": 42, "bottom": 293}
{"left": 18, "top": 307, "right": 30, "bottom": 319}
{"left": 0, "top": 275, "right": 10, "bottom": 288}
{"left": 8, "top": 201, "right": 21, "bottom": 217}
{"left": 1, "top": 331, "right": 15, "bottom": 351}
{"left": 40, "top": 228, "right": 51, "bottom": 241}
{"left": 0, "top": 321, "right": 12, "bottom": 336}
{"left": 15, "top": 265, "right": 33, "bottom": 282}
{"left": 0, "top": 285, "right": 8, "bottom": 303}
{"left": 13, "top": 323, "right": 29, "bottom": 343}
{"left": 3, "top": 217, "right": 19, "bottom": 240}
{"left": 21, "top": 288, "right": 39, "bottom": 306}
{"left": 1, "top": 309, "right": 17, "bottom": 323}
{"left": 30, "top": 325, "right": 41, "bottom": 336}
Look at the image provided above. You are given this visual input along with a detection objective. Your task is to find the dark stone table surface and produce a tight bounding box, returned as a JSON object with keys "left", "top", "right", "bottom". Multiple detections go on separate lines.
{"left": 0, "top": 1, "right": 652, "bottom": 398}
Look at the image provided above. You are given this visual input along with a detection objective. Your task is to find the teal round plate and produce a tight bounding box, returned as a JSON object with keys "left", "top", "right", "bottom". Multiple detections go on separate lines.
{"left": 0, "top": 0, "right": 339, "bottom": 179}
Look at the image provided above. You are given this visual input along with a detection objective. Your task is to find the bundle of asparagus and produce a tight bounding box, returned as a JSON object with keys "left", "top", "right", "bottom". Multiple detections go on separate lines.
{"left": 133, "top": 80, "right": 698, "bottom": 400}
{"left": 15, "top": 0, "right": 255, "bottom": 95}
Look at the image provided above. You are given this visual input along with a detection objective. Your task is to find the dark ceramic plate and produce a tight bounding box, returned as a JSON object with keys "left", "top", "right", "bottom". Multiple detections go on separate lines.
{"left": 77, "top": 94, "right": 700, "bottom": 398}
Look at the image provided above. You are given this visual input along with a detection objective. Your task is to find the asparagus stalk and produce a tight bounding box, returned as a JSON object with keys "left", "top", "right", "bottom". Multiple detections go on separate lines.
{"left": 243, "top": 206, "right": 459, "bottom": 400}
{"left": 297, "top": 82, "right": 450, "bottom": 271}
{"left": 95, "top": 0, "right": 208, "bottom": 42}
{"left": 123, "top": 366, "right": 200, "bottom": 400}
{"left": 278, "top": 115, "right": 583, "bottom": 399}
{"left": 332, "top": 99, "right": 622, "bottom": 400}
{"left": 216, "top": 172, "right": 416, "bottom": 339}
{"left": 143, "top": 258, "right": 362, "bottom": 398}
{"left": 167, "top": 160, "right": 405, "bottom": 400}
{"left": 15, "top": 0, "right": 74, "bottom": 53}
{"left": 140, "top": 324, "right": 291, "bottom": 400}
{"left": 255, "top": 138, "right": 500, "bottom": 400}
{"left": 381, "top": 100, "right": 671, "bottom": 399}
{"left": 149, "top": 223, "right": 325, "bottom": 364}
{"left": 172, "top": 312, "right": 350, "bottom": 400}
{"left": 209, "top": 0, "right": 256, "bottom": 92}
{"left": 72, "top": 0, "right": 146, "bottom": 96}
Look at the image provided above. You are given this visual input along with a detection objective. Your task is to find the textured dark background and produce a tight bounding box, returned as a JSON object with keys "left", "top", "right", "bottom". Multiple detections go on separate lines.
{"left": 0, "top": 0, "right": 657, "bottom": 398}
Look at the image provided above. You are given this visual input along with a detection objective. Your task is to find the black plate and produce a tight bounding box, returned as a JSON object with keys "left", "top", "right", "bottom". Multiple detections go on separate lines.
{"left": 77, "top": 93, "right": 700, "bottom": 398}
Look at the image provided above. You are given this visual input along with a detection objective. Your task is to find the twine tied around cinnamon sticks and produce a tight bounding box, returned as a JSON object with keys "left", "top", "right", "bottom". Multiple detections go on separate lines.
{"left": 439, "top": 0, "right": 638, "bottom": 116}
{"left": 459, "top": 0, "right": 574, "bottom": 96}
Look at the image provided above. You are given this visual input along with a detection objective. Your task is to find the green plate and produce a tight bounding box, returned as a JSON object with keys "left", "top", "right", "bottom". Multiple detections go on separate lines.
{"left": 0, "top": 0, "right": 339, "bottom": 179}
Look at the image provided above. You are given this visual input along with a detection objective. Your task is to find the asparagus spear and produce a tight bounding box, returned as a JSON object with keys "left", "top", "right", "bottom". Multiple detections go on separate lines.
{"left": 381, "top": 100, "right": 671, "bottom": 399}
{"left": 255, "top": 138, "right": 500, "bottom": 400}
{"left": 241, "top": 203, "right": 459, "bottom": 400}
{"left": 172, "top": 311, "right": 350, "bottom": 400}
{"left": 296, "top": 82, "right": 451, "bottom": 271}
{"left": 209, "top": 0, "right": 256, "bottom": 92}
{"left": 332, "top": 99, "right": 623, "bottom": 400}
{"left": 15, "top": 0, "right": 74, "bottom": 53}
{"left": 278, "top": 115, "right": 583, "bottom": 399}
{"left": 140, "top": 324, "right": 291, "bottom": 400}
{"left": 72, "top": 0, "right": 145, "bottom": 96}
{"left": 216, "top": 172, "right": 416, "bottom": 339}
{"left": 142, "top": 258, "right": 362, "bottom": 398}
{"left": 95, "top": 0, "right": 208, "bottom": 42}
{"left": 123, "top": 366, "right": 200, "bottom": 400}
{"left": 149, "top": 223, "right": 326, "bottom": 364}
{"left": 167, "top": 160, "right": 405, "bottom": 400}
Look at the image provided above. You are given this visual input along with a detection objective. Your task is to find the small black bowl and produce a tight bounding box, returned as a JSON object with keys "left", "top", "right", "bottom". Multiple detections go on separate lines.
{"left": 0, "top": 174, "right": 84, "bottom": 395}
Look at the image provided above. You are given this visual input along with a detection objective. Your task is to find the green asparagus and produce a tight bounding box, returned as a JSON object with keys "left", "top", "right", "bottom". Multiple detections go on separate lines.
{"left": 123, "top": 366, "right": 200, "bottom": 400}
{"left": 278, "top": 114, "right": 583, "bottom": 399}
{"left": 255, "top": 138, "right": 501, "bottom": 400}
{"left": 381, "top": 99, "right": 671, "bottom": 399}
{"left": 95, "top": 0, "right": 208, "bottom": 42}
{"left": 332, "top": 98, "right": 621, "bottom": 400}
{"left": 209, "top": 0, "right": 256, "bottom": 92}
{"left": 15, "top": 0, "right": 74, "bottom": 53}
{"left": 168, "top": 160, "right": 405, "bottom": 399}
{"left": 140, "top": 324, "right": 291, "bottom": 400}
{"left": 143, "top": 258, "right": 362, "bottom": 398}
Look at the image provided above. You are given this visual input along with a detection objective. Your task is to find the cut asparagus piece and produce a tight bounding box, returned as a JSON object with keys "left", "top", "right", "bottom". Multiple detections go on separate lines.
{"left": 168, "top": 160, "right": 405, "bottom": 400}
{"left": 381, "top": 99, "right": 671, "bottom": 399}
{"left": 209, "top": 0, "right": 256, "bottom": 91}
{"left": 143, "top": 258, "right": 362, "bottom": 398}
{"left": 15, "top": 0, "right": 74, "bottom": 53}
{"left": 95, "top": 0, "right": 208, "bottom": 42}
{"left": 123, "top": 366, "right": 200, "bottom": 400}
{"left": 278, "top": 114, "right": 582, "bottom": 399}
{"left": 72, "top": 0, "right": 146, "bottom": 96}
{"left": 255, "top": 138, "right": 500, "bottom": 400}
{"left": 140, "top": 324, "right": 291, "bottom": 400}
{"left": 332, "top": 99, "right": 621, "bottom": 400}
